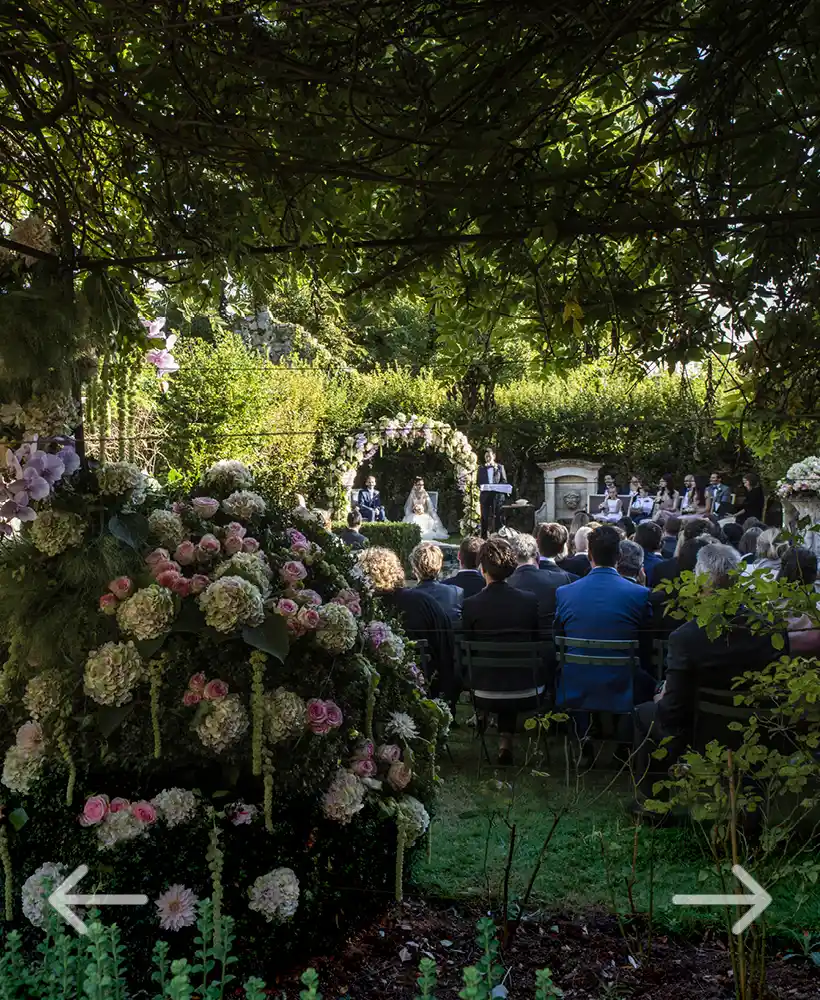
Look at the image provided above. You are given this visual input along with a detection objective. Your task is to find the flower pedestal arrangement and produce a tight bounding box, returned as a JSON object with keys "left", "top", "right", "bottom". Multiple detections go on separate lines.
{"left": 0, "top": 459, "right": 445, "bottom": 978}
{"left": 778, "top": 457, "right": 820, "bottom": 557}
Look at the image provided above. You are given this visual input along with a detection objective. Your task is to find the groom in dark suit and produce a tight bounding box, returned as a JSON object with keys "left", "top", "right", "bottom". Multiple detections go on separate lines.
{"left": 477, "top": 449, "right": 507, "bottom": 538}
{"left": 356, "top": 475, "right": 386, "bottom": 522}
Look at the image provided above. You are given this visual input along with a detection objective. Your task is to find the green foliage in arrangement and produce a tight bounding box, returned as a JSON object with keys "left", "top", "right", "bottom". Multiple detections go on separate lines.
{"left": 333, "top": 522, "right": 423, "bottom": 568}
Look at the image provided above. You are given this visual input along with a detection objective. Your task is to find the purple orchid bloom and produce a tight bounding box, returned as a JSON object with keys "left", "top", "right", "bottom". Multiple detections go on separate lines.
{"left": 354, "top": 433, "right": 367, "bottom": 451}
{"left": 57, "top": 446, "right": 80, "bottom": 477}
{"left": 142, "top": 316, "right": 167, "bottom": 340}
{"left": 146, "top": 348, "right": 180, "bottom": 375}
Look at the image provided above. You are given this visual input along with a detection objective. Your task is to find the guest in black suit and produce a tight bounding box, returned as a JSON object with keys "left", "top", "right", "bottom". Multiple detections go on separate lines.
{"left": 536, "top": 521, "right": 570, "bottom": 570}
{"left": 634, "top": 543, "right": 786, "bottom": 798}
{"left": 649, "top": 517, "right": 716, "bottom": 587}
{"left": 561, "top": 525, "right": 593, "bottom": 577}
{"left": 660, "top": 516, "right": 682, "bottom": 561}
{"left": 721, "top": 522, "right": 743, "bottom": 550}
{"left": 461, "top": 536, "right": 541, "bottom": 765}
{"left": 410, "top": 541, "right": 464, "bottom": 621}
{"left": 356, "top": 475, "right": 386, "bottom": 522}
{"left": 358, "top": 546, "right": 455, "bottom": 701}
{"left": 338, "top": 510, "right": 369, "bottom": 550}
{"left": 443, "top": 536, "right": 485, "bottom": 598}
{"left": 650, "top": 535, "right": 716, "bottom": 636}
{"left": 510, "top": 530, "right": 576, "bottom": 635}
{"left": 477, "top": 448, "right": 507, "bottom": 538}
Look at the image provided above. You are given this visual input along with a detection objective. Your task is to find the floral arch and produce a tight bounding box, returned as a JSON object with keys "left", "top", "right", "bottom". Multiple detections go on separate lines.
{"left": 330, "top": 414, "right": 480, "bottom": 534}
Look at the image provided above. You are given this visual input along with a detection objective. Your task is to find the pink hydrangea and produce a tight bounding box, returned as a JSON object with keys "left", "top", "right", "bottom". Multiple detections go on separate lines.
{"left": 108, "top": 577, "right": 133, "bottom": 600}
{"left": 174, "top": 541, "right": 196, "bottom": 566}
{"left": 223, "top": 534, "right": 243, "bottom": 556}
{"left": 192, "top": 497, "right": 219, "bottom": 519}
{"left": 110, "top": 797, "right": 131, "bottom": 813}
{"left": 99, "top": 593, "right": 118, "bottom": 615}
{"left": 203, "top": 679, "right": 228, "bottom": 700}
{"left": 242, "top": 537, "right": 260, "bottom": 554}
{"left": 190, "top": 574, "right": 210, "bottom": 594}
{"left": 80, "top": 794, "right": 109, "bottom": 826}
{"left": 280, "top": 560, "right": 307, "bottom": 584}
{"left": 297, "top": 606, "right": 321, "bottom": 630}
{"left": 275, "top": 598, "right": 298, "bottom": 617}
{"left": 131, "top": 800, "right": 157, "bottom": 824}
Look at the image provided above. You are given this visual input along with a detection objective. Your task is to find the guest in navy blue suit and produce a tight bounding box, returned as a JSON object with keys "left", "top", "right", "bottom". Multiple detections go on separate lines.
{"left": 411, "top": 541, "right": 464, "bottom": 621}
{"left": 443, "top": 536, "right": 485, "bottom": 599}
{"left": 634, "top": 521, "right": 664, "bottom": 582}
{"left": 659, "top": 516, "right": 682, "bottom": 561}
{"left": 554, "top": 525, "right": 655, "bottom": 715}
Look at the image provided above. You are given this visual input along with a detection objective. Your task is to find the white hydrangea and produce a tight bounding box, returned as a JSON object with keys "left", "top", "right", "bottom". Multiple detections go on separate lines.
{"left": 2, "top": 743, "right": 45, "bottom": 794}
{"left": 198, "top": 576, "right": 265, "bottom": 632}
{"left": 222, "top": 490, "right": 266, "bottom": 521}
{"left": 83, "top": 641, "right": 145, "bottom": 706}
{"left": 248, "top": 868, "right": 300, "bottom": 922}
{"left": 779, "top": 456, "right": 820, "bottom": 498}
{"left": 322, "top": 768, "right": 366, "bottom": 824}
{"left": 22, "top": 862, "right": 66, "bottom": 927}
{"left": 148, "top": 509, "right": 186, "bottom": 549}
{"left": 213, "top": 552, "right": 272, "bottom": 597}
{"left": 395, "top": 795, "right": 430, "bottom": 845}
{"left": 97, "top": 809, "right": 148, "bottom": 851}
{"left": 264, "top": 688, "right": 307, "bottom": 743}
{"left": 386, "top": 711, "right": 419, "bottom": 742}
{"left": 116, "top": 584, "right": 176, "bottom": 640}
{"left": 195, "top": 694, "right": 249, "bottom": 752}
{"left": 203, "top": 459, "right": 254, "bottom": 493}
{"left": 151, "top": 787, "right": 198, "bottom": 828}
{"left": 315, "top": 603, "right": 358, "bottom": 654}
{"left": 23, "top": 670, "right": 62, "bottom": 720}
{"left": 28, "top": 510, "right": 86, "bottom": 556}
{"left": 97, "top": 462, "right": 146, "bottom": 497}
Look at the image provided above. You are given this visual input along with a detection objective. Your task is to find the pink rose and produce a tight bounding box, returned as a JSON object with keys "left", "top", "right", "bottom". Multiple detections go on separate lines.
{"left": 280, "top": 560, "right": 307, "bottom": 584}
{"left": 309, "top": 718, "right": 332, "bottom": 735}
{"left": 324, "top": 701, "right": 343, "bottom": 728}
{"left": 152, "top": 560, "right": 181, "bottom": 578}
{"left": 297, "top": 589, "right": 322, "bottom": 607}
{"left": 387, "top": 761, "right": 412, "bottom": 791}
{"left": 108, "top": 576, "right": 133, "bottom": 600}
{"left": 286, "top": 618, "right": 307, "bottom": 637}
{"left": 288, "top": 529, "right": 308, "bottom": 547}
{"left": 189, "top": 673, "right": 206, "bottom": 692}
{"left": 131, "top": 800, "right": 157, "bottom": 825}
{"left": 242, "top": 537, "right": 260, "bottom": 554}
{"left": 223, "top": 534, "right": 243, "bottom": 556}
{"left": 99, "top": 593, "right": 119, "bottom": 615}
{"left": 225, "top": 522, "right": 246, "bottom": 538}
{"left": 352, "top": 740, "right": 375, "bottom": 760}
{"left": 203, "top": 679, "right": 228, "bottom": 700}
{"left": 377, "top": 744, "right": 402, "bottom": 764}
{"left": 174, "top": 540, "right": 197, "bottom": 566}
{"left": 306, "top": 699, "right": 329, "bottom": 734}
{"left": 291, "top": 543, "right": 310, "bottom": 560}
{"left": 109, "top": 797, "right": 131, "bottom": 814}
{"left": 156, "top": 569, "right": 181, "bottom": 589}
{"left": 275, "top": 598, "right": 299, "bottom": 617}
{"left": 171, "top": 576, "right": 191, "bottom": 598}
{"left": 198, "top": 533, "right": 221, "bottom": 555}
{"left": 81, "top": 795, "right": 109, "bottom": 826}
{"left": 190, "top": 574, "right": 210, "bottom": 594}
{"left": 145, "top": 548, "right": 170, "bottom": 569}
{"left": 192, "top": 497, "right": 220, "bottom": 519}
{"left": 351, "top": 758, "right": 377, "bottom": 778}
{"left": 183, "top": 690, "right": 202, "bottom": 707}
{"left": 297, "top": 606, "right": 321, "bottom": 630}
{"left": 348, "top": 601, "right": 362, "bottom": 617}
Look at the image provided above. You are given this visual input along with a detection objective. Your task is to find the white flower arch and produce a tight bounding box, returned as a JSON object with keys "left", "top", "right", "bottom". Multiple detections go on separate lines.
{"left": 329, "top": 414, "right": 480, "bottom": 534}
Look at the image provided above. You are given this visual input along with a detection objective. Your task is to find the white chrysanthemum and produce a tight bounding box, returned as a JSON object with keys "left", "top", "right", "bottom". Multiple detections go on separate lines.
{"left": 322, "top": 768, "right": 366, "bottom": 824}
{"left": 22, "top": 862, "right": 65, "bottom": 927}
{"left": 148, "top": 509, "right": 186, "bottom": 549}
{"left": 396, "top": 796, "right": 430, "bottom": 845}
{"left": 116, "top": 584, "right": 176, "bottom": 640}
{"left": 315, "top": 603, "right": 358, "bottom": 654}
{"left": 248, "top": 868, "right": 300, "bottom": 922}
{"left": 214, "top": 552, "right": 272, "bottom": 597}
{"left": 97, "top": 462, "right": 146, "bottom": 497}
{"left": 2, "top": 743, "right": 45, "bottom": 794}
{"left": 203, "top": 459, "right": 254, "bottom": 493}
{"left": 195, "top": 694, "right": 249, "bottom": 752}
{"left": 432, "top": 699, "right": 454, "bottom": 740}
{"left": 222, "top": 490, "right": 266, "bottom": 521}
{"left": 83, "top": 641, "right": 145, "bottom": 706}
{"left": 28, "top": 510, "right": 86, "bottom": 556}
{"left": 96, "top": 809, "right": 147, "bottom": 850}
{"left": 264, "top": 688, "right": 307, "bottom": 743}
{"left": 23, "top": 670, "right": 62, "bottom": 720}
{"left": 387, "top": 711, "right": 419, "bottom": 742}
{"left": 155, "top": 884, "right": 199, "bottom": 931}
{"left": 151, "top": 787, "right": 198, "bottom": 828}
{"left": 198, "top": 576, "right": 265, "bottom": 632}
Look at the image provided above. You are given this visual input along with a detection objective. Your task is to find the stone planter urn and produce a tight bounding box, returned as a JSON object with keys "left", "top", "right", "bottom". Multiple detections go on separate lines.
{"left": 790, "top": 496, "right": 820, "bottom": 558}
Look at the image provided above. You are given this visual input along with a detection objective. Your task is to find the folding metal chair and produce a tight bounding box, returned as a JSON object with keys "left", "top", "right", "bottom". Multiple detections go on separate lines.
{"left": 651, "top": 639, "right": 669, "bottom": 682}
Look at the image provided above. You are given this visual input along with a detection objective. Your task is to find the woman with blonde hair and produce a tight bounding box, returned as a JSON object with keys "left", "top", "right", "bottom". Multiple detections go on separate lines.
{"left": 742, "top": 528, "right": 788, "bottom": 581}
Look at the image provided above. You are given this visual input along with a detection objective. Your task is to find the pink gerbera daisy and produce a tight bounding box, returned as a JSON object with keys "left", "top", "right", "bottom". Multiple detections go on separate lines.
{"left": 155, "top": 884, "right": 198, "bottom": 931}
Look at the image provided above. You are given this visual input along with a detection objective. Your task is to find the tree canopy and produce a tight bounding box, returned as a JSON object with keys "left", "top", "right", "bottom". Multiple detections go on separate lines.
{"left": 2, "top": 1, "right": 819, "bottom": 418}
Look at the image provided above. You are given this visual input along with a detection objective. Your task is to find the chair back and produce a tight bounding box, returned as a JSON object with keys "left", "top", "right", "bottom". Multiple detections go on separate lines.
{"left": 414, "top": 638, "right": 432, "bottom": 680}
{"left": 428, "top": 491, "right": 439, "bottom": 512}
{"left": 651, "top": 639, "right": 669, "bottom": 681}
{"left": 554, "top": 636, "right": 639, "bottom": 713}
{"left": 692, "top": 686, "right": 755, "bottom": 752}
{"left": 458, "top": 639, "right": 552, "bottom": 703}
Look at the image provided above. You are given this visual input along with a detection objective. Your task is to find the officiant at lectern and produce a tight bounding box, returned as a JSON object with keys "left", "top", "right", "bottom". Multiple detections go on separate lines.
{"left": 478, "top": 449, "right": 509, "bottom": 538}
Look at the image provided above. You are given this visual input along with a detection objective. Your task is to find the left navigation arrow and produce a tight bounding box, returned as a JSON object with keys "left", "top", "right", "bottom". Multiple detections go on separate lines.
{"left": 48, "top": 864, "right": 148, "bottom": 935}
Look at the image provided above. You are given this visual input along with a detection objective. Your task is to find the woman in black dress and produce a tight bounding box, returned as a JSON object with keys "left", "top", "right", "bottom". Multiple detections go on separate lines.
{"left": 736, "top": 473, "right": 765, "bottom": 524}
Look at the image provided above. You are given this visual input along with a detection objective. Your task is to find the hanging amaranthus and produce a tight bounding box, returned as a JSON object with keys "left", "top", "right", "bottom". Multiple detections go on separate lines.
{"left": 249, "top": 651, "right": 266, "bottom": 776}
{"left": 206, "top": 816, "right": 224, "bottom": 947}
{"left": 125, "top": 363, "right": 137, "bottom": 464}
{"left": 0, "top": 826, "right": 12, "bottom": 920}
{"left": 98, "top": 352, "right": 112, "bottom": 464}
{"left": 262, "top": 747, "right": 274, "bottom": 833}
{"left": 149, "top": 657, "right": 165, "bottom": 759}
{"left": 54, "top": 717, "right": 76, "bottom": 806}
{"left": 115, "top": 362, "right": 127, "bottom": 461}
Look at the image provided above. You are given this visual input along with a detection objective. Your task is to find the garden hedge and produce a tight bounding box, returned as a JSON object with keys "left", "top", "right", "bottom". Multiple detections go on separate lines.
{"left": 333, "top": 521, "right": 422, "bottom": 568}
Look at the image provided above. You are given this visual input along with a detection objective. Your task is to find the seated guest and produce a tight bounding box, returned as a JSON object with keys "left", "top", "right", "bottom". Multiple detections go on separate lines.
{"left": 660, "top": 516, "right": 682, "bottom": 560}
{"left": 633, "top": 544, "right": 788, "bottom": 797}
{"left": 679, "top": 474, "right": 709, "bottom": 521}
{"left": 634, "top": 521, "right": 664, "bottom": 581}
{"left": 722, "top": 521, "right": 743, "bottom": 550}
{"left": 629, "top": 479, "right": 655, "bottom": 523}
{"left": 706, "top": 471, "right": 732, "bottom": 518}
{"left": 443, "top": 536, "right": 485, "bottom": 598}
{"left": 536, "top": 522, "right": 576, "bottom": 583}
{"left": 554, "top": 525, "right": 656, "bottom": 714}
{"left": 780, "top": 546, "right": 818, "bottom": 586}
{"left": 735, "top": 473, "right": 765, "bottom": 525}
{"left": 650, "top": 517, "right": 714, "bottom": 587}
{"left": 566, "top": 511, "right": 591, "bottom": 551}
{"left": 356, "top": 475, "right": 386, "bottom": 522}
{"left": 562, "top": 526, "right": 593, "bottom": 577}
{"left": 617, "top": 516, "right": 636, "bottom": 539}
{"left": 743, "top": 527, "right": 786, "bottom": 580}
{"left": 358, "top": 547, "right": 455, "bottom": 700}
{"left": 461, "top": 536, "right": 542, "bottom": 765}
{"left": 650, "top": 535, "right": 717, "bottom": 637}
{"left": 509, "top": 532, "right": 575, "bottom": 634}
{"left": 617, "top": 539, "right": 645, "bottom": 585}
{"left": 410, "top": 541, "right": 463, "bottom": 621}
{"left": 738, "top": 526, "right": 763, "bottom": 564}
{"left": 654, "top": 474, "right": 680, "bottom": 525}
{"left": 339, "top": 510, "right": 369, "bottom": 550}
{"left": 598, "top": 483, "right": 626, "bottom": 523}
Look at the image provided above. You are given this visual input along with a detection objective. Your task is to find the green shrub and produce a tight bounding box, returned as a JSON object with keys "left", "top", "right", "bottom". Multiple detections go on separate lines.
{"left": 333, "top": 521, "right": 422, "bottom": 567}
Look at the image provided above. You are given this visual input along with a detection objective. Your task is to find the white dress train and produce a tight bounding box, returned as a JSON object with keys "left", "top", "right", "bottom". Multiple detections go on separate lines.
{"left": 403, "top": 488, "right": 448, "bottom": 540}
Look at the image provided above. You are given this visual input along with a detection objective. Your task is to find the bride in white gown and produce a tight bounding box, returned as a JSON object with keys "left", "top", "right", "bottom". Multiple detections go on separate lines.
{"left": 403, "top": 477, "right": 448, "bottom": 540}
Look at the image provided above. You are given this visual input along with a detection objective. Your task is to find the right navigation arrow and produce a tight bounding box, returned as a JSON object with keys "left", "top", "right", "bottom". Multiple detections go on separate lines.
{"left": 672, "top": 864, "right": 772, "bottom": 935}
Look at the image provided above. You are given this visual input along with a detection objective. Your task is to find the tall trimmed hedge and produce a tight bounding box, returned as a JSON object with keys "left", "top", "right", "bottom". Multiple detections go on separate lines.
{"left": 334, "top": 521, "right": 422, "bottom": 567}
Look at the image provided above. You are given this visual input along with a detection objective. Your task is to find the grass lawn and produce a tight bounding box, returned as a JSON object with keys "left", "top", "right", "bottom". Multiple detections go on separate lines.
{"left": 411, "top": 716, "right": 820, "bottom": 938}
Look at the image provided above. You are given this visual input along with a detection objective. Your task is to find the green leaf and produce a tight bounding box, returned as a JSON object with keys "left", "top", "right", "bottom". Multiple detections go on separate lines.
{"left": 242, "top": 614, "right": 289, "bottom": 662}
{"left": 8, "top": 808, "right": 28, "bottom": 831}
{"left": 108, "top": 512, "right": 150, "bottom": 551}
{"left": 771, "top": 632, "right": 785, "bottom": 651}
{"left": 171, "top": 601, "right": 207, "bottom": 633}
{"left": 137, "top": 634, "right": 169, "bottom": 659}
{"left": 96, "top": 702, "right": 135, "bottom": 738}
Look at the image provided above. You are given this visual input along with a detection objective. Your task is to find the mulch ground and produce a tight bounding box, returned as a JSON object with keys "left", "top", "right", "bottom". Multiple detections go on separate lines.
{"left": 281, "top": 899, "right": 818, "bottom": 999}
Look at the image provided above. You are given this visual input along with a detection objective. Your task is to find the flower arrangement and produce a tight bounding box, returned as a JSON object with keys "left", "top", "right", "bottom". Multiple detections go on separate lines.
{"left": 778, "top": 456, "right": 820, "bottom": 500}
